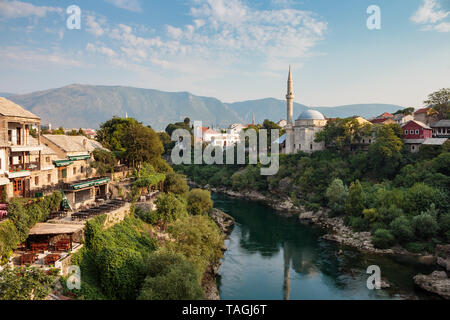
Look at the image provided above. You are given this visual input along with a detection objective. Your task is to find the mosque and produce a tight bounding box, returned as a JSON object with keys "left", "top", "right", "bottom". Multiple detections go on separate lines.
{"left": 284, "top": 66, "right": 327, "bottom": 154}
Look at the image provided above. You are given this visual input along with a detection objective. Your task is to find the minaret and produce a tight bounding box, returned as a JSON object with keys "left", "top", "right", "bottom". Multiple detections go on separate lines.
{"left": 286, "top": 65, "right": 294, "bottom": 126}
{"left": 252, "top": 112, "right": 255, "bottom": 126}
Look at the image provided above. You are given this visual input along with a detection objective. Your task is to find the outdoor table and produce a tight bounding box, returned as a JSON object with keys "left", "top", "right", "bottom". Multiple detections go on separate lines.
{"left": 20, "top": 253, "right": 37, "bottom": 265}
{"left": 45, "top": 254, "right": 61, "bottom": 265}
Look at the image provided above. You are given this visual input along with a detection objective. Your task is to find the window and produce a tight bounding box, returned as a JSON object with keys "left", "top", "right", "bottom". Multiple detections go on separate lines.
{"left": 8, "top": 130, "right": 12, "bottom": 142}
{"left": 310, "top": 144, "right": 313, "bottom": 150}
{"left": 47, "top": 174, "right": 51, "bottom": 183}
{"left": 35, "top": 176, "right": 39, "bottom": 186}
{"left": 73, "top": 167, "right": 77, "bottom": 175}
{"left": 80, "top": 166, "right": 85, "bottom": 173}
{"left": 415, "top": 130, "right": 419, "bottom": 135}
{"left": 410, "top": 130, "right": 414, "bottom": 134}
{"left": 412, "top": 146, "right": 415, "bottom": 150}
{"left": 46, "top": 157, "right": 50, "bottom": 163}
{"left": 404, "top": 130, "right": 408, "bottom": 135}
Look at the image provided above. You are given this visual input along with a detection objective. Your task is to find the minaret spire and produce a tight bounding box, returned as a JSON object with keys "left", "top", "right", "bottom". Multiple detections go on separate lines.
{"left": 286, "top": 65, "right": 294, "bottom": 126}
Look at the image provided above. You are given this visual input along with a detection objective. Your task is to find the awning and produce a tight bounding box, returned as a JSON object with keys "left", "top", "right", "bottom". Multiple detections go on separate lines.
{"left": 0, "top": 177, "right": 10, "bottom": 186}
{"left": 68, "top": 155, "right": 91, "bottom": 161}
{"left": 70, "top": 177, "right": 111, "bottom": 190}
{"left": 53, "top": 160, "right": 74, "bottom": 167}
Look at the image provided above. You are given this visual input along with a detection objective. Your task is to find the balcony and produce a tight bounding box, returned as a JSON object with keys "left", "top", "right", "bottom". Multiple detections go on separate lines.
{"left": 6, "top": 163, "right": 40, "bottom": 178}
{"left": 10, "top": 145, "right": 44, "bottom": 153}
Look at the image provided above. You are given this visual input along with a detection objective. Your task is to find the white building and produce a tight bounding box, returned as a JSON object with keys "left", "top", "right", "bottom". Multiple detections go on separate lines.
{"left": 284, "top": 67, "right": 327, "bottom": 154}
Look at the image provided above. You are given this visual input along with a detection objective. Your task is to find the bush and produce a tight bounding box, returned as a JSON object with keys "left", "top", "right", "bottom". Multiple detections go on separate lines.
{"left": 405, "top": 242, "right": 434, "bottom": 254}
{"left": 348, "top": 216, "right": 370, "bottom": 232}
{"left": 439, "top": 212, "right": 450, "bottom": 241}
{"left": 362, "top": 208, "right": 378, "bottom": 224}
{"left": 390, "top": 216, "right": 414, "bottom": 243}
{"left": 411, "top": 213, "right": 439, "bottom": 240}
{"left": 372, "top": 229, "right": 396, "bottom": 249}
{"left": 345, "top": 180, "right": 365, "bottom": 217}
{"left": 135, "top": 207, "right": 159, "bottom": 225}
{"left": 187, "top": 189, "right": 213, "bottom": 216}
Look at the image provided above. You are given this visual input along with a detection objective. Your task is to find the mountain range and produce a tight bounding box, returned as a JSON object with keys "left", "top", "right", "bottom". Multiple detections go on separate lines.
{"left": 4, "top": 84, "right": 405, "bottom": 131}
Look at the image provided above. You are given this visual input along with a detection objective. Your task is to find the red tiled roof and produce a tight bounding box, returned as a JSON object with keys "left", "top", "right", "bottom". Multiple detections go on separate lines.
{"left": 414, "top": 107, "right": 430, "bottom": 115}
{"left": 379, "top": 112, "right": 393, "bottom": 118}
{"left": 370, "top": 118, "right": 390, "bottom": 124}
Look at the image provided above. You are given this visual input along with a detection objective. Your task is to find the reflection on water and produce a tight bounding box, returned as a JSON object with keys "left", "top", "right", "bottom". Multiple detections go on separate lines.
{"left": 214, "top": 194, "right": 436, "bottom": 300}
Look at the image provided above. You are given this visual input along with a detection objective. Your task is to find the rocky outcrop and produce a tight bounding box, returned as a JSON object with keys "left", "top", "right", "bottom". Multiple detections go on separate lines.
{"left": 414, "top": 271, "right": 450, "bottom": 299}
{"left": 436, "top": 245, "right": 450, "bottom": 272}
{"left": 209, "top": 208, "right": 235, "bottom": 238}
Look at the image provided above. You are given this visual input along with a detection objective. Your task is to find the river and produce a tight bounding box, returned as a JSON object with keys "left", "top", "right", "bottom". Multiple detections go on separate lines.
{"left": 213, "top": 194, "right": 437, "bottom": 300}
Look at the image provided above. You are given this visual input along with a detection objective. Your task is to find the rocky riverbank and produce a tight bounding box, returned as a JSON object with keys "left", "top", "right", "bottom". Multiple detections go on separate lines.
{"left": 202, "top": 208, "right": 236, "bottom": 300}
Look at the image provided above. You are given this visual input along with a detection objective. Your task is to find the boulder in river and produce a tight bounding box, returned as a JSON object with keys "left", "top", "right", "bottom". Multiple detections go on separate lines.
{"left": 209, "top": 208, "right": 235, "bottom": 237}
{"left": 414, "top": 271, "right": 450, "bottom": 299}
{"left": 436, "top": 245, "right": 450, "bottom": 272}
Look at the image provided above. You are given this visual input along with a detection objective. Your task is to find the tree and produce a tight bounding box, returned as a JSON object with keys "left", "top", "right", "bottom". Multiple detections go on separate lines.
{"left": 411, "top": 213, "right": 439, "bottom": 240}
{"left": 368, "top": 125, "right": 403, "bottom": 177}
{"left": 390, "top": 216, "right": 414, "bottom": 243}
{"left": 424, "top": 88, "right": 450, "bottom": 120}
{"left": 133, "top": 163, "right": 165, "bottom": 191}
{"left": 97, "top": 117, "right": 164, "bottom": 169}
{"left": 163, "top": 172, "right": 189, "bottom": 196}
{"left": 325, "top": 179, "right": 348, "bottom": 215}
{"left": 345, "top": 180, "right": 365, "bottom": 216}
{"left": 187, "top": 189, "right": 213, "bottom": 216}
{"left": 155, "top": 193, "right": 187, "bottom": 225}
{"left": 167, "top": 215, "right": 224, "bottom": 273}
{"left": 138, "top": 250, "right": 204, "bottom": 300}
{"left": 0, "top": 267, "right": 56, "bottom": 300}
{"left": 96, "top": 247, "right": 145, "bottom": 300}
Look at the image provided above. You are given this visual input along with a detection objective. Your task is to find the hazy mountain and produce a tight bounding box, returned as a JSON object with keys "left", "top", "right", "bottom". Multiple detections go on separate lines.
{"left": 9, "top": 84, "right": 242, "bottom": 131}
{"left": 8, "top": 84, "right": 405, "bottom": 131}
{"left": 227, "top": 99, "right": 404, "bottom": 123}
{"left": 0, "top": 92, "right": 14, "bottom": 98}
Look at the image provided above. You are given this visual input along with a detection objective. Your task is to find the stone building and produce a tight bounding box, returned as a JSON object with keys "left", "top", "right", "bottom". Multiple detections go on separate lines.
{"left": 284, "top": 67, "right": 327, "bottom": 154}
{"left": 0, "top": 98, "right": 44, "bottom": 199}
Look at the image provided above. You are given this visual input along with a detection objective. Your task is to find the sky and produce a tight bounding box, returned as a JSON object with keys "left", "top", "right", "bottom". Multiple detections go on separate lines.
{"left": 0, "top": 0, "right": 449, "bottom": 108}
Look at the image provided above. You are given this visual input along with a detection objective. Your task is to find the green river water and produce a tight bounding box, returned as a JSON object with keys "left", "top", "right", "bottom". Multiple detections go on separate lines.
{"left": 213, "top": 194, "right": 438, "bottom": 300}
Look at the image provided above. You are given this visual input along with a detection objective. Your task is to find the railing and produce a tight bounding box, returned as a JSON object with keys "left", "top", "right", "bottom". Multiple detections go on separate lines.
{"left": 9, "top": 162, "right": 40, "bottom": 172}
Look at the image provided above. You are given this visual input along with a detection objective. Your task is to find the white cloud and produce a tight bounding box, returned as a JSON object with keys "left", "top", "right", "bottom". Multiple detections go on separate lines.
{"left": 86, "top": 15, "right": 105, "bottom": 37}
{"left": 83, "top": 0, "right": 328, "bottom": 91}
{"left": 0, "top": 46, "right": 82, "bottom": 67}
{"left": 0, "top": 0, "right": 62, "bottom": 19}
{"left": 104, "top": 0, "right": 142, "bottom": 13}
{"left": 411, "top": 0, "right": 450, "bottom": 32}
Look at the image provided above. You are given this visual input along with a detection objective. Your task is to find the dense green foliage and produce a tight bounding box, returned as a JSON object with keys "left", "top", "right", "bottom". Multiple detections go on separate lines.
{"left": 96, "top": 117, "right": 169, "bottom": 171}
{"left": 71, "top": 215, "right": 158, "bottom": 300}
{"left": 0, "top": 267, "right": 57, "bottom": 300}
{"left": 91, "top": 149, "right": 117, "bottom": 175}
{"left": 138, "top": 250, "right": 204, "bottom": 300}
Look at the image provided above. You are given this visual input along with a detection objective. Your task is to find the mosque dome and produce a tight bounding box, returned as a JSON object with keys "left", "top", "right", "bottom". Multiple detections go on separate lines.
{"left": 297, "top": 109, "right": 325, "bottom": 120}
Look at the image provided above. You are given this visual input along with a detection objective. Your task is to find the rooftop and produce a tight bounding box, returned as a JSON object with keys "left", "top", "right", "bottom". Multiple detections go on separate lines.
{"left": 0, "top": 97, "right": 40, "bottom": 120}
{"left": 297, "top": 109, "right": 325, "bottom": 120}
{"left": 431, "top": 120, "right": 450, "bottom": 128}
{"left": 403, "top": 120, "right": 432, "bottom": 129}
{"left": 422, "top": 138, "right": 448, "bottom": 146}
{"left": 29, "top": 223, "right": 84, "bottom": 236}
{"left": 43, "top": 135, "right": 105, "bottom": 153}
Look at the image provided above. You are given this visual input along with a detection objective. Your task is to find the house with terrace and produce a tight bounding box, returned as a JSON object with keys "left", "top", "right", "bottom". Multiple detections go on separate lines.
{"left": 40, "top": 134, "right": 110, "bottom": 209}
{"left": 0, "top": 98, "right": 45, "bottom": 199}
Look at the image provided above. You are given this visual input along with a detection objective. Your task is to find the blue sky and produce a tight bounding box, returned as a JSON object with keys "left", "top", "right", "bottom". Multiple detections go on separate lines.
{"left": 0, "top": 0, "right": 449, "bottom": 108}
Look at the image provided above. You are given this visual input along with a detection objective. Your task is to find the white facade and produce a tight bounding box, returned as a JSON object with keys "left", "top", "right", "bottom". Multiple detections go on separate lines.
{"left": 284, "top": 68, "right": 327, "bottom": 154}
